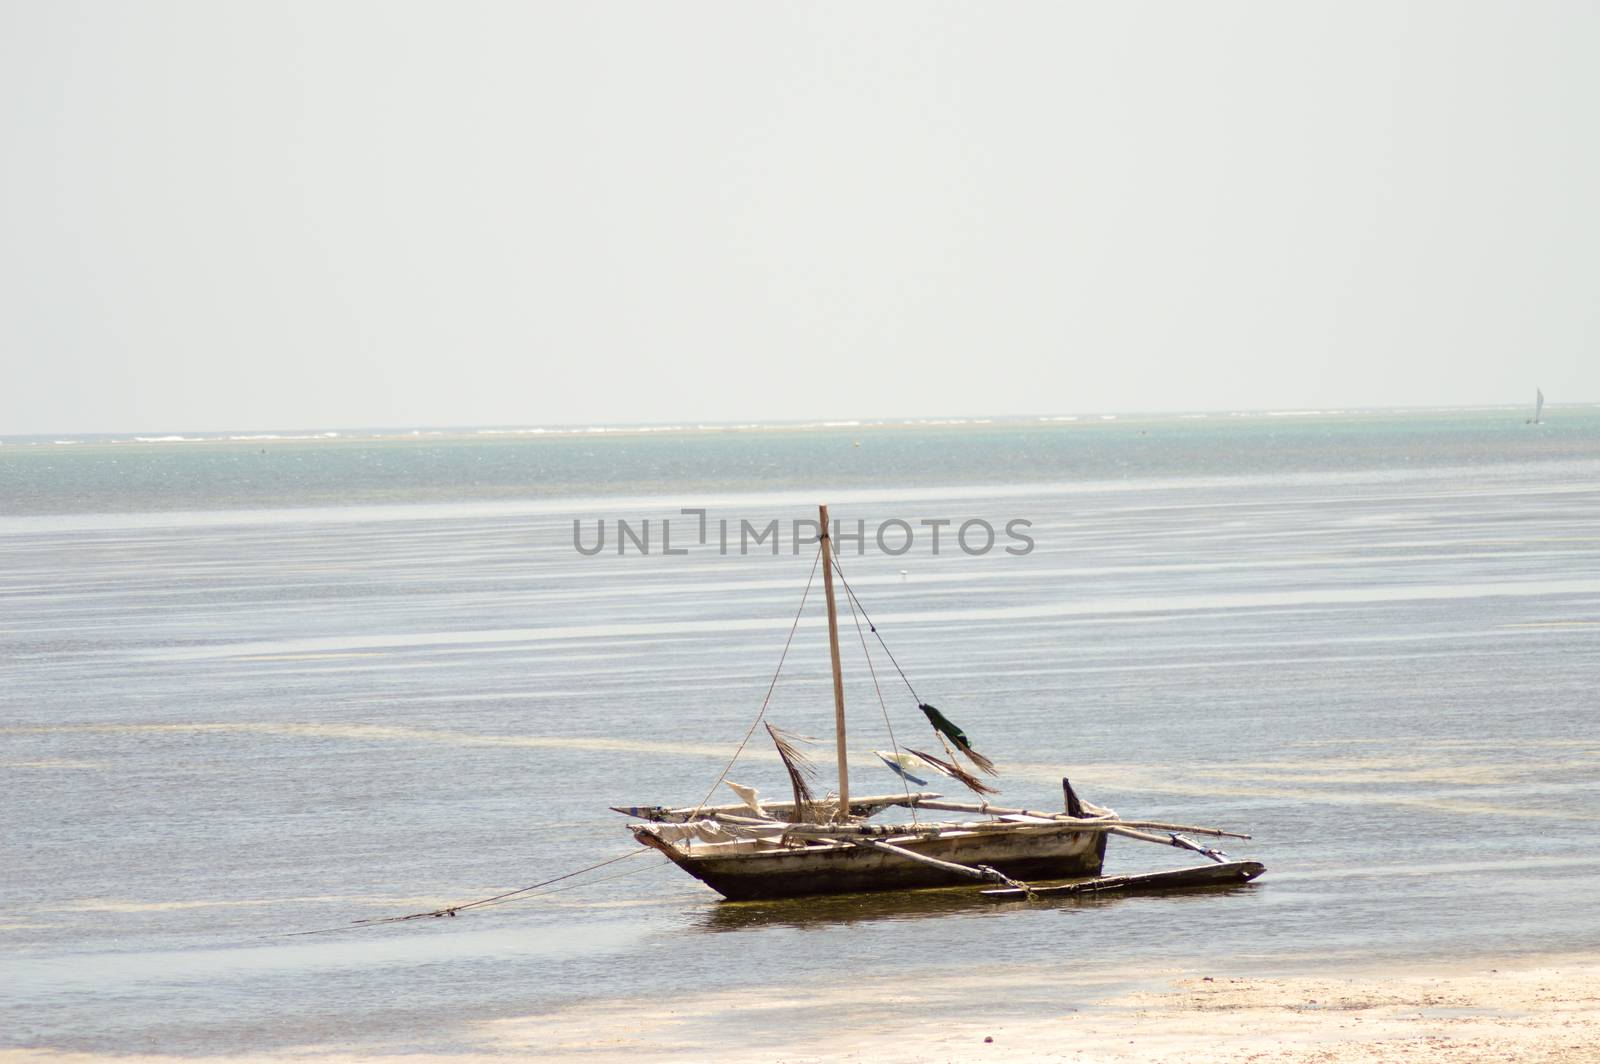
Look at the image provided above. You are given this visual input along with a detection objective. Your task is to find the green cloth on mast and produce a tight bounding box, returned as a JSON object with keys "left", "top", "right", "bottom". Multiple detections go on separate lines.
{"left": 919, "top": 702, "right": 999, "bottom": 776}
{"left": 918, "top": 702, "right": 970, "bottom": 749}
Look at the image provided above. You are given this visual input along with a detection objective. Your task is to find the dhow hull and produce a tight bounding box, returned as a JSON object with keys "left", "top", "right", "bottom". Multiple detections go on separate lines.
{"left": 640, "top": 826, "right": 1107, "bottom": 901}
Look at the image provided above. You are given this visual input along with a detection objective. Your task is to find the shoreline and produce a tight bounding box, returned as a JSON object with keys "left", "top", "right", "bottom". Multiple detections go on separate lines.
{"left": 485, "top": 955, "right": 1600, "bottom": 1062}
{"left": 7, "top": 955, "right": 1598, "bottom": 1062}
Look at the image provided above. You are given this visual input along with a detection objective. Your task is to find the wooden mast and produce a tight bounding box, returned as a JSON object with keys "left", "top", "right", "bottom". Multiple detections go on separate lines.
{"left": 818, "top": 503, "right": 849, "bottom": 820}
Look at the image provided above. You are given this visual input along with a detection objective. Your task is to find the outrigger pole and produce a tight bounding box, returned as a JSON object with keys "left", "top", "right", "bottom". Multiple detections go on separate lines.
{"left": 818, "top": 503, "right": 849, "bottom": 820}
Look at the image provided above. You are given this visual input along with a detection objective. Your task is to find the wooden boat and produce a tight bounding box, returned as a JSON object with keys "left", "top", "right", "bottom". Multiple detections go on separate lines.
{"left": 615, "top": 504, "right": 1256, "bottom": 902}
{"left": 630, "top": 806, "right": 1111, "bottom": 901}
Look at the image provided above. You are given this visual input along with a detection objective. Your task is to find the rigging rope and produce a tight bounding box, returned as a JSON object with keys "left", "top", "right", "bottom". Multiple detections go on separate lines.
{"left": 687, "top": 543, "right": 824, "bottom": 819}
{"left": 840, "top": 573, "right": 917, "bottom": 823}
{"left": 829, "top": 561, "right": 922, "bottom": 706}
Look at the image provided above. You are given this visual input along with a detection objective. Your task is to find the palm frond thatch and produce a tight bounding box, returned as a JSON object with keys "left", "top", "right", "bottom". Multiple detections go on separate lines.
{"left": 765, "top": 723, "right": 818, "bottom": 817}
{"left": 956, "top": 744, "right": 998, "bottom": 777}
{"left": 907, "top": 747, "right": 998, "bottom": 797}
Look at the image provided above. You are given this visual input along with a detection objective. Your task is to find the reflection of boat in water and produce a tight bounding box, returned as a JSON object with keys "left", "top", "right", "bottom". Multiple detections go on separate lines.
{"left": 698, "top": 863, "right": 1265, "bottom": 933}
{"left": 614, "top": 505, "right": 1258, "bottom": 903}
{"left": 697, "top": 878, "right": 1031, "bottom": 932}
{"left": 1527, "top": 388, "right": 1545, "bottom": 424}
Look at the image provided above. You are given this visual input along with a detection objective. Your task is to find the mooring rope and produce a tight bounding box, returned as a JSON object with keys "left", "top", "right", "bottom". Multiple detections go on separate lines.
{"left": 285, "top": 849, "right": 659, "bottom": 936}
{"left": 284, "top": 540, "right": 871, "bottom": 940}
{"left": 431, "top": 856, "right": 668, "bottom": 914}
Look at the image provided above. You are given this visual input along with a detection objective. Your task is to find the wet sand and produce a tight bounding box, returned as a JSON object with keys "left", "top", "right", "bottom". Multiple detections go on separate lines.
{"left": 6, "top": 958, "right": 1597, "bottom": 1062}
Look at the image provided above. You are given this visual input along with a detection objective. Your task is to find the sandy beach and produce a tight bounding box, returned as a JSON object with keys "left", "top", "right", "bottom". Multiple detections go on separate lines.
{"left": 7, "top": 957, "right": 1598, "bottom": 1063}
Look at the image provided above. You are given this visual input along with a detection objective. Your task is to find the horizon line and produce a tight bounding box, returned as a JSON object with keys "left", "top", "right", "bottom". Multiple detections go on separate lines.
{"left": 3, "top": 400, "right": 1592, "bottom": 445}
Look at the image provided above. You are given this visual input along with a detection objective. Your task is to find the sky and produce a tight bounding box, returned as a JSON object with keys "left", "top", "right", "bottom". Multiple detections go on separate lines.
{"left": 2, "top": 1, "right": 1597, "bottom": 434}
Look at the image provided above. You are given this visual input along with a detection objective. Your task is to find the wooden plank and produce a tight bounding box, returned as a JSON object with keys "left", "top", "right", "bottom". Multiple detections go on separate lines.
{"left": 858, "top": 840, "right": 990, "bottom": 880}
{"left": 712, "top": 813, "right": 1088, "bottom": 839}
{"left": 609, "top": 792, "right": 942, "bottom": 823}
{"left": 1169, "top": 833, "right": 1228, "bottom": 863}
{"left": 980, "top": 860, "right": 1266, "bottom": 900}
{"left": 1107, "top": 825, "right": 1226, "bottom": 861}
{"left": 908, "top": 799, "right": 1251, "bottom": 839}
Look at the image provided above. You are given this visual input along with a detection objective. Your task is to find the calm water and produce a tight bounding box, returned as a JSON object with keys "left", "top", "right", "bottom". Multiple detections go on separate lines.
{"left": 3, "top": 410, "right": 1598, "bottom": 1054}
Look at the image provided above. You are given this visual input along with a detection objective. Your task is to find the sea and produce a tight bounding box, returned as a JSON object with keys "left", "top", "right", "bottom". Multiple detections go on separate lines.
{"left": 3, "top": 408, "right": 1598, "bottom": 1056}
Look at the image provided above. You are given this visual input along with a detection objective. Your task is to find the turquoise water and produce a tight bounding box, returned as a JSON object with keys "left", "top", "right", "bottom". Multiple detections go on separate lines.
{"left": 3, "top": 409, "right": 1598, "bottom": 1054}
{"left": 4, "top": 408, "right": 1594, "bottom": 515}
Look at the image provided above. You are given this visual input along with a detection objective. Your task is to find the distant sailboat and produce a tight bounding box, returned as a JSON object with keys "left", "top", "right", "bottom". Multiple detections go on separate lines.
{"left": 1526, "top": 388, "right": 1545, "bottom": 425}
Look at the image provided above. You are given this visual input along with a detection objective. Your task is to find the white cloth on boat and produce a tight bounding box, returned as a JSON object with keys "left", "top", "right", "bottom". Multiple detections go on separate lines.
{"left": 644, "top": 819, "right": 735, "bottom": 843}
{"left": 724, "top": 780, "right": 766, "bottom": 817}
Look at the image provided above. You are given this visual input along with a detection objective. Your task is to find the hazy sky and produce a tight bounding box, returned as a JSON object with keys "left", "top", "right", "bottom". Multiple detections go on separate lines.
{"left": 2, "top": 2, "right": 1596, "bottom": 434}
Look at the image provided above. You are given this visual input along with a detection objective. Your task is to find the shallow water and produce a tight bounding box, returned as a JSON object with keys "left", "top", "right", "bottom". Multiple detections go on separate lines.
{"left": 3, "top": 410, "right": 1598, "bottom": 1053}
